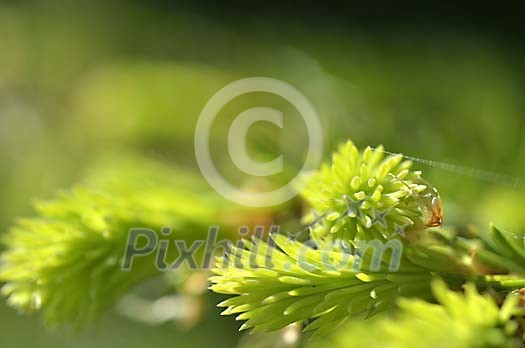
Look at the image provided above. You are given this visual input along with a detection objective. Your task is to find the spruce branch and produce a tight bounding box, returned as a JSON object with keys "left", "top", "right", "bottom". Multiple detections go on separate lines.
{"left": 209, "top": 141, "right": 525, "bottom": 338}
{"left": 210, "top": 141, "right": 452, "bottom": 335}
{"left": 210, "top": 233, "right": 452, "bottom": 337}
{"left": 0, "top": 155, "right": 232, "bottom": 328}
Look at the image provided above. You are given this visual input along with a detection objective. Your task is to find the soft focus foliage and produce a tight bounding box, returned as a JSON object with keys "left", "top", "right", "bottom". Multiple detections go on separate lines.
{"left": 0, "top": 156, "right": 232, "bottom": 327}
{"left": 311, "top": 279, "right": 522, "bottom": 348}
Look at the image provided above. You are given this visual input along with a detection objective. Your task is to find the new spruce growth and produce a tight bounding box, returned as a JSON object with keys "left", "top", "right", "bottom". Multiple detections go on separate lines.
{"left": 1, "top": 141, "right": 525, "bottom": 348}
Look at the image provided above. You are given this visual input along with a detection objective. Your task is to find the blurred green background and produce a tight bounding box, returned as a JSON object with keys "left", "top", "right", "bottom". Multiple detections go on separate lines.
{"left": 0, "top": 1, "right": 524, "bottom": 346}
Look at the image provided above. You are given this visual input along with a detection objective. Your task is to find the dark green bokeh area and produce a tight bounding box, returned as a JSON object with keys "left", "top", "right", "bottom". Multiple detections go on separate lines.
{"left": 0, "top": 1, "right": 524, "bottom": 347}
